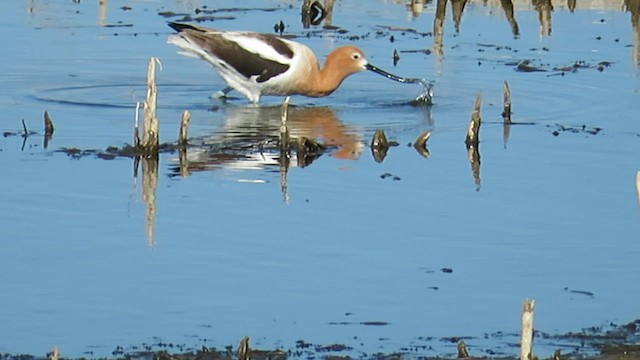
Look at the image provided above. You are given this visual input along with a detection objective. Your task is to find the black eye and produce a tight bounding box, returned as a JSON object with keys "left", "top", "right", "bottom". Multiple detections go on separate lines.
{"left": 352, "top": 53, "right": 360, "bottom": 60}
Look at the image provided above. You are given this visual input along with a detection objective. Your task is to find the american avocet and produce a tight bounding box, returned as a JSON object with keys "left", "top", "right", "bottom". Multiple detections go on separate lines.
{"left": 167, "top": 22, "right": 419, "bottom": 103}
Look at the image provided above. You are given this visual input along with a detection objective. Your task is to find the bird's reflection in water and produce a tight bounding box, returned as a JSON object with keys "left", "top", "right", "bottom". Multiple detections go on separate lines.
{"left": 170, "top": 106, "right": 363, "bottom": 176}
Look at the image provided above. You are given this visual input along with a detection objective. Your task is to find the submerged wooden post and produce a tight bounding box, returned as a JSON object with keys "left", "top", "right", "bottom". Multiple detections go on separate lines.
{"left": 142, "top": 58, "right": 160, "bottom": 152}
{"left": 520, "top": 298, "right": 535, "bottom": 360}
{"left": 179, "top": 110, "right": 191, "bottom": 145}
{"left": 465, "top": 94, "right": 482, "bottom": 147}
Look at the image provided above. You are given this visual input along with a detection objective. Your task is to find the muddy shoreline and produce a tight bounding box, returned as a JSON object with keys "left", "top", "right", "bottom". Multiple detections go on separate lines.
{"left": 2, "top": 320, "right": 638, "bottom": 360}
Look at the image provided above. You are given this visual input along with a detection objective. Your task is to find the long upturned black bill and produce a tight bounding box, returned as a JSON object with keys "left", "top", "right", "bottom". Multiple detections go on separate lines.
{"left": 366, "top": 63, "right": 421, "bottom": 84}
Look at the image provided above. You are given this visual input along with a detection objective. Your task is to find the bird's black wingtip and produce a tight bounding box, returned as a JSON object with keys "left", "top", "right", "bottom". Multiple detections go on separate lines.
{"left": 167, "top": 22, "right": 199, "bottom": 33}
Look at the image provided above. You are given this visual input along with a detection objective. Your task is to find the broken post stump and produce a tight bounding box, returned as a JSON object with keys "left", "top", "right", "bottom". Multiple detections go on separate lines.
{"left": 457, "top": 340, "right": 469, "bottom": 359}
{"left": 238, "top": 336, "right": 251, "bottom": 360}
{"left": 465, "top": 94, "right": 482, "bottom": 147}
{"left": 134, "top": 102, "right": 141, "bottom": 148}
{"left": 521, "top": 298, "right": 535, "bottom": 360}
{"left": 142, "top": 58, "right": 160, "bottom": 152}
{"left": 503, "top": 81, "right": 512, "bottom": 124}
{"left": 414, "top": 131, "right": 432, "bottom": 158}
{"left": 179, "top": 110, "right": 191, "bottom": 146}
{"left": 44, "top": 111, "right": 55, "bottom": 136}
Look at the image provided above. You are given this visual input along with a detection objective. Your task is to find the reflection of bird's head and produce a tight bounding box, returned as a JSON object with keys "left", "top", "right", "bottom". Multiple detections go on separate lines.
{"left": 287, "top": 107, "right": 363, "bottom": 160}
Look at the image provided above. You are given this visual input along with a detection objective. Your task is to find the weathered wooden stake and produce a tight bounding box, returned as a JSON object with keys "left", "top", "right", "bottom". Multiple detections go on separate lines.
{"left": 49, "top": 346, "right": 59, "bottom": 360}
{"left": 134, "top": 101, "right": 141, "bottom": 148}
{"left": 238, "top": 336, "right": 251, "bottom": 360}
{"left": 520, "top": 298, "right": 535, "bottom": 360}
{"left": 457, "top": 340, "right": 469, "bottom": 359}
{"left": 371, "top": 129, "right": 389, "bottom": 149}
{"left": 414, "top": 131, "right": 431, "bottom": 149}
{"left": 179, "top": 110, "right": 191, "bottom": 145}
{"left": 465, "top": 94, "right": 482, "bottom": 147}
{"left": 371, "top": 129, "right": 390, "bottom": 163}
{"left": 142, "top": 57, "right": 161, "bottom": 151}
{"left": 502, "top": 81, "right": 512, "bottom": 124}
{"left": 44, "top": 111, "right": 55, "bottom": 136}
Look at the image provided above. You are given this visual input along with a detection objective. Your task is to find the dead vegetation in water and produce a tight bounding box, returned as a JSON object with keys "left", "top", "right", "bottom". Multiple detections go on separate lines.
{"left": 1, "top": 74, "right": 606, "bottom": 196}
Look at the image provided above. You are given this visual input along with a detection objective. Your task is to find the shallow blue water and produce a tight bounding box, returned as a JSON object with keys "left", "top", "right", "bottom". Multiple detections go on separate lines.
{"left": 0, "top": 0, "right": 639, "bottom": 358}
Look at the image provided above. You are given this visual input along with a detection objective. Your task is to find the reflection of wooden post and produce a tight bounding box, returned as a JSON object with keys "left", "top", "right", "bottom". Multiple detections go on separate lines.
{"left": 301, "top": 0, "right": 331, "bottom": 28}
{"left": 179, "top": 147, "right": 190, "bottom": 178}
{"left": 533, "top": 0, "right": 553, "bottom": 36}
{"left": 467, "top": 143, "right": 481, "bottom": 191}
{"left": 433, "top": 0, "right": 447, "bottom": 57}
{"left": 302, "top": 0, "right": 313, "bottom": 28}
{"left": 451, "top": 0, "right": 468, "bottom": 33}
{"left": 634, "top": 23, "right": 640, "bottom": 67}
{"left": 627, "top": 0, "right": 640, "bottom": 66}
{"left": 503, "top": 122, "right": 511, "bottom": 150}
{"left": 323, "top": 0, "right": 335, "bottom": 27}
{"left": 279, "top": 97, "right": 291, "bottom": 204}
{"left": 142, "top": 156, "right": 158, "bottom": 246}
{"left": 408, "top": 0, "right": 426, "bottom": 17}
{"left": 98, "top": 0, "right": 108, "bottom": 26}
{"left": 500, "top": 0, "right": 520, "bottom": 37}
{"left": 520, "top": 299, "right": 535, "bottom": 360}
